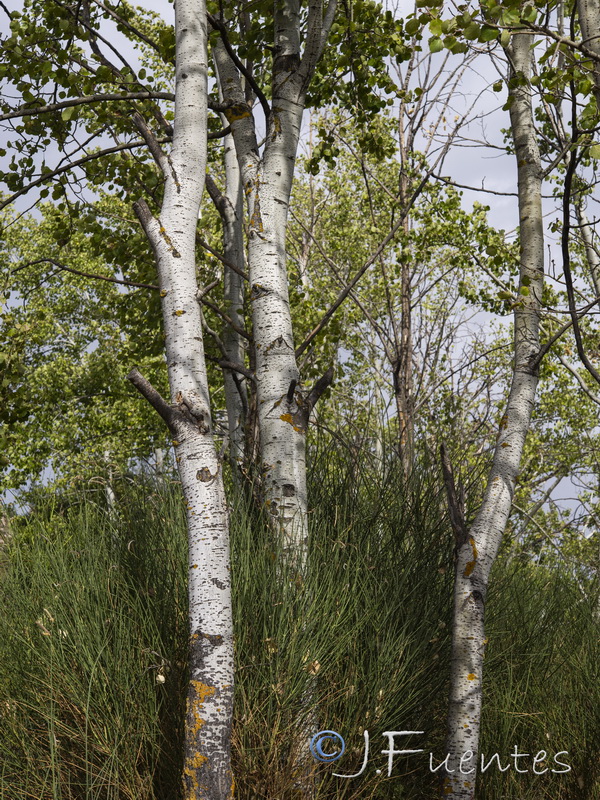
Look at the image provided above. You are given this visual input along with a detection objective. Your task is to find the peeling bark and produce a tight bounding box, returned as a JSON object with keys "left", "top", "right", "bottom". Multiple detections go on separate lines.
{"left": 441, "top": 32, "right": 544, "bottom": 800}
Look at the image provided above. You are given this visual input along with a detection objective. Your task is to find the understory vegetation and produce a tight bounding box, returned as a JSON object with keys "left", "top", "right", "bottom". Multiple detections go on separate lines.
{"left": 1, "top": 441, "right": 598, "bottom": 800}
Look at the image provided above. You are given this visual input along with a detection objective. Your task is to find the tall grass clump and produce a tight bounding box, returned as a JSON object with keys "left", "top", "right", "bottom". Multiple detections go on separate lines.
{"left": 478, "top": 560, "right": 600, "bottom": 800}
{"left": 0, "top": 481, "right": 189, "bottom": 800}
{"left": 0, "top": 441, "right": 598, "bottom": 799}
{"left": 231, "top": 439, "right": 455, "bottom": 799}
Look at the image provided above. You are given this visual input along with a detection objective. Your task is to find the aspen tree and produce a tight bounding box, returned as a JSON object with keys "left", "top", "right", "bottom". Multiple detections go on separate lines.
{"left": 127, "top": 1, "right": 234, "bottom": 796}
{"left": 441, "top": 29, "right": 544, "bottom": 800}
{"left": 211, "top": 1, "right": 337, "bottom": 558}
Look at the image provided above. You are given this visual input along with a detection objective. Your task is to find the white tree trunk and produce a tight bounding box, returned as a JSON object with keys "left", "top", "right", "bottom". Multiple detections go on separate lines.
{"left": 442, "top": 33, "right": 544, "bottom": 800}
{"left": 212, "top": 1, "right": 336, "bottom": 563}
{"left": 575, "top": 205, "right": 600, "bottom": 298}
{"left": 221, "top": 135, "right": 246, "bottom": 469}
{"left": 206, "top": 129, "right": 247, "bottom": 472}
{"left": 577, "top": 0, "right": 600, "bottom": 110}
{"left": 129, "top": 2, "right": 234, "bottom": 797}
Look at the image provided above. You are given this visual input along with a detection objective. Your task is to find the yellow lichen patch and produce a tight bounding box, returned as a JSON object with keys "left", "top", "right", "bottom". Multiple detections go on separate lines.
{"left": 463, "top": 536, "right": 478, "bottom": 577}
{"left": 160, "top": 290, "right": 168, "bottom": 297}
{"left": 224, "top": 103, "right": 252, "bottom": 122}
{"left": 271, "top": 112, "right": 282, "bottom": 140}
{"left": 192, "top": 680, "right": 216, "bottom": 704}
{"left": 250, "top": 197, "right": 263, "bottom": 232}
{"left": 174, "top": 309, "right": 185, "bottom": 316}
{"left": 467, "top": 673, "right": 476, "bottom": 680}
{"left": 183, "top": 751, "right": 209, "bottom": 800}
{"left": 187, "top": 680, "right": 216, "bottom": 739}
{"left": 186, "top": 751, "right": 208, "bottom": 769}
{"left": 443, "top": 777, "right": 453, "bottom": 794}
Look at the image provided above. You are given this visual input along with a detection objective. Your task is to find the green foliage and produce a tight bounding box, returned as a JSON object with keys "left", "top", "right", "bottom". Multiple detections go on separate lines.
{"left": 0, "top": 200, "right": 171, "bottom": 491}
{"left": 0, "top": 6, "right": 173, "bottom": 210}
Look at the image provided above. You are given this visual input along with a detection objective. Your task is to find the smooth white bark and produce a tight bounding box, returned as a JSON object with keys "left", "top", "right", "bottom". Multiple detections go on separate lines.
{"left": 577, "top": 0, "right": 600, "bottom": 110}
{"left": 212, "top": 2, "right": 336, "bottom": 562}
{"left": 131, "top": 2, "right": 234, "bottom": 797}
{"left": 206, "top": 130, "right": 247, "bottom": 471}
{"left": 442, "top": 33, "right": 544, "bottom": 800}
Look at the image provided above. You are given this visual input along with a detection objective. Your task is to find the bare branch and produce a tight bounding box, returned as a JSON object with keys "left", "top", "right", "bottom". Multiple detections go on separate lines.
{"left": 440, "top": 442, "right": 468, "bottom": 547}
{"left": 127, "top": 368, "right": 178, "bottom": 431}
{"left": 196, "top": 233, "right": 248, "bottom": 281}
{"left": 90, "top": 0, "right": 163, "bottom": 55}
{"left": 132, "top": 111, "right": 168, "bottom": 173}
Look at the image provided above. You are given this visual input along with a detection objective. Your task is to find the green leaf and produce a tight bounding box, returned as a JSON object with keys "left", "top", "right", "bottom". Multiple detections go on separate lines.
{"left": 479, "top": 25, "right": 498, "bottom": 42}
{"left": 463, "top": 22, "right": 481, "bottom": 39}
{"left": 589, "top": 144, "right": 600, "bottom": 159}
{"left": 429, "top": 36, "right": 443, "bottom": 52}
{"left": 61, "top": 106, "right": 76, "bottom": 122}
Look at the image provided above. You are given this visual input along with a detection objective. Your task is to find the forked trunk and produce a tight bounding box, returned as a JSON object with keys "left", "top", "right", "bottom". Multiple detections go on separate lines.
{"left": 212, "top": 0, "right": 336, "bottom": 561}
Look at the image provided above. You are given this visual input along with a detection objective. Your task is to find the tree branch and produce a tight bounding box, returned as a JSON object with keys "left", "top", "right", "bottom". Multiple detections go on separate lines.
{"left": 295, "top": 167, "right": 434, "bottom": 358}
{"left": 127, "top": 368, "right": 178, "bottom": 431}
{"left": 0, "top": 138, "right": 170, "bottom": 212}
{"left": 90, "top": 0, "right": 163, "bottom": 55}
{"left": 440, "top": 442, "right": 468, "bottom": 547}
{"left": 207, "top": 13, "right": 271, "bottom": 120}
{"left": 195, "top": 233, "right": 248, "bottom": 281}
{"left": 0, "top": 92, "right": 176, "bottom": 123}
{"left": 11, "top": 258, "right": 159, "bottom": 290}
{"left": 306, "top": 364, "right": 334, "bottom": 411}
{"left": 132, "top": 111, "right": 168, "bottom": 173}
{"left": 560, "top": 90, "right": 600, "bottom": 386}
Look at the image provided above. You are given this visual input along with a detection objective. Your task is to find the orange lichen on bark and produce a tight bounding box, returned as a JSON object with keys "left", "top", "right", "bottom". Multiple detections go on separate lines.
{"left": 183, "top": 681, "right": 219, "bottom": 799}
{"left": 279, "top": 413, "right": 304, "bottom": 433}
{"left": 187, "top": 680, "right": 216, "bottom": 737}
{"left": 463, "top": 536, "right": 478, "bottom": 577}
